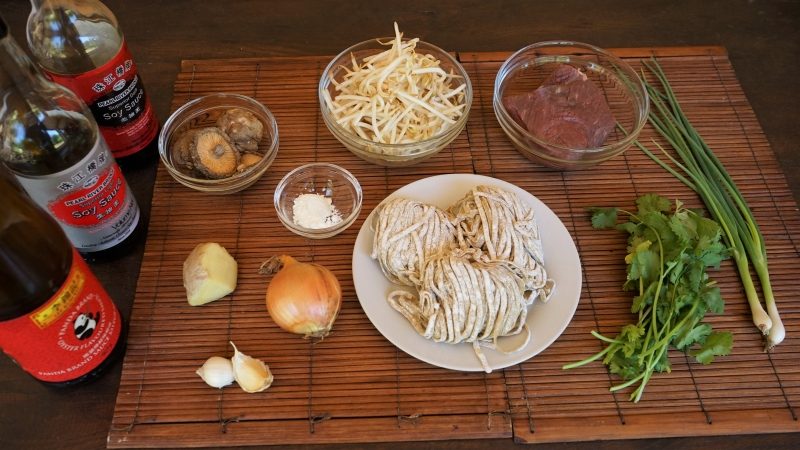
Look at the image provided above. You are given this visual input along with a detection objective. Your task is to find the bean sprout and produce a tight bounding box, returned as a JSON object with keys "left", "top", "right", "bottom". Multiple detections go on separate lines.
{"left": 323, "top": 23, "right": 467, "bottom": 145}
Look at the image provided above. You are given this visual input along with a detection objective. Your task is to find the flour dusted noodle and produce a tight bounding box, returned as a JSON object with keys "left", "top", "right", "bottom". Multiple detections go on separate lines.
{"left": 371, "top": 185, "right": 554, "bottom": 372}
{"left": 387, "top": 250, "right": 532, "bottom": 372}
{"left": 450, "top": 185, "right": 554, "bottom": 303}
{"left": 370, "top": 198, "right": 455, "bottom": 286}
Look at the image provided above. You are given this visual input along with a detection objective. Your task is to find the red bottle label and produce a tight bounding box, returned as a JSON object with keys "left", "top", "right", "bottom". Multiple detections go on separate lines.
{"left": 16, "top": 140, "right": 140, "bottom": 253}
{"left": 47, "top": 163, "right": 128, "bottom": 228}
{"left": 44, "top": 40, "right": 158, "bottom": 158}
{"left": 0, "top": 250, "right": 122, "bottom": 383}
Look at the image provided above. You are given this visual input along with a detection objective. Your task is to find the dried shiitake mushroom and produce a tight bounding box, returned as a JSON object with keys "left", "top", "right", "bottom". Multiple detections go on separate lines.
{"left": 191, "top": 128, "right": 240, "bottom": 179}
{"left": 217, "top": 108, "right": 264, "bottom": 152}
{"left": 237, "top": 153, "right": 262, "bottom": 173}
{"left": 171, "top": 128, "right": 198, "bottom": 175}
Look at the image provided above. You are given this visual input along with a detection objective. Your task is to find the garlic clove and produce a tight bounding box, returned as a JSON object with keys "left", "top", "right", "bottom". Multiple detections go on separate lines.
{"left": 230, "top": 341, "right": 273, "bottom": 393}
{"left": 196, "top": 355, "right": 235, "bottom": 389}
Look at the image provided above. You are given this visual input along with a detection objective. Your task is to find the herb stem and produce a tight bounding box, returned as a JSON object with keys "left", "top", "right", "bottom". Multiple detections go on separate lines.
{"left": 561, "top": 342, "right": 615, "bottom": 370}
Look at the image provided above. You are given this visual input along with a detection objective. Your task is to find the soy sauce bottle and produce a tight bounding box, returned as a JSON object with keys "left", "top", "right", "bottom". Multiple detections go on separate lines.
{"left": 0, "top": 166, "right": 126, "bottom": 385}
{"left": 0, "top": 15, "right": 142, "bottom": 259}
{"left": 26, "top": 0, "right": 159, "bottom": 163}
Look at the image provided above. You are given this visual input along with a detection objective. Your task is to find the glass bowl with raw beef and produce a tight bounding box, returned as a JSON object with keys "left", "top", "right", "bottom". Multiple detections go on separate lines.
{"left": 319, "top": 24, "right": 472, "bottom": 166}
{"left": 493, "top": 41, "right": 648, "bottom": 169}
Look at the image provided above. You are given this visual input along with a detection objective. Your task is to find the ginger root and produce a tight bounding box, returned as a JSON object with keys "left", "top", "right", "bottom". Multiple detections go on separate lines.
{"left": 183, "top": 242, "right": 238, "bottom": 306}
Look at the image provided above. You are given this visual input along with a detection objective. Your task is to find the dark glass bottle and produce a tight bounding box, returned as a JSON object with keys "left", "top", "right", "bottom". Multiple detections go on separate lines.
{"left": 27, "top": 0, "right": 159, "bottom": 164}
{"left": 0, "top": 166, "right": 126, "bottom": 385}
{"left": 0, "top": 15, "right": 142, "bottom": 260}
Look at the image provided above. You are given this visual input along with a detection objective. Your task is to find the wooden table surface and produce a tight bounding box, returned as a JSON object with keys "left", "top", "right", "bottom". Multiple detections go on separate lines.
{"left": 1, "top": 1, "right": 798, "bottom": 449}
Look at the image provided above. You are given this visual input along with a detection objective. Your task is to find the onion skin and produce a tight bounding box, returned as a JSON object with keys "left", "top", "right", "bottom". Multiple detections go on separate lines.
{"left": 260, "top": 255, "right": 342, "bottom": 338}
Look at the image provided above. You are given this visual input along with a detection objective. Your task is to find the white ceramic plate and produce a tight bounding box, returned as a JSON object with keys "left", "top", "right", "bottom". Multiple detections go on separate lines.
{"left": 352, "top": 174, "right": 582, "bottom": 372}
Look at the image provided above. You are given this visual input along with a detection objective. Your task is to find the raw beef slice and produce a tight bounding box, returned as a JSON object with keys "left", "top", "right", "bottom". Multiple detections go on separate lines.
{"left": 504, "top": 64, "right": 615, "bottom": 149}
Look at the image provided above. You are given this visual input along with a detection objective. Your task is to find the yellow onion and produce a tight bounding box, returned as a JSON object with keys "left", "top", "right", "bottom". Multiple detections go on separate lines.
{"left": 258, "top": 255, "right": 342, "bottom": 338}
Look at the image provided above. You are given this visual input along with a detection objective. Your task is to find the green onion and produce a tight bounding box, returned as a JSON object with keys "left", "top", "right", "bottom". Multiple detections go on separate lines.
{"left": 635, "top": 59, "right": 784, "bottom": 349}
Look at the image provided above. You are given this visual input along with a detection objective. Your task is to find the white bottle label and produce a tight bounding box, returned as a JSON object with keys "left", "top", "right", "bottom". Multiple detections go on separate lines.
{"left": 15, "top": 138, "right": 140, "bottom": 252}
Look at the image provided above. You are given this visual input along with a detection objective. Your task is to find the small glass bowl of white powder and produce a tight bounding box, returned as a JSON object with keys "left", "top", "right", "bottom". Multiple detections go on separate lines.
{"left": 274, "top": 163, "right": 362, "bottom": 239}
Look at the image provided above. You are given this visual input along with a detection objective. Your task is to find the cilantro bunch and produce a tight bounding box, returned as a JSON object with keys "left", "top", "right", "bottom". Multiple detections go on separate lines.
{"left": 563, "top": 194, "right": 733, "bottom": 402}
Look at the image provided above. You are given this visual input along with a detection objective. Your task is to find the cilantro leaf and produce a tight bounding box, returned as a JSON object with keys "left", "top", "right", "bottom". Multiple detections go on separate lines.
{"left": 632, "top": 281, "right": 659, "bottom": 312}
{"left": 684, "top": 260, "right": 705, "bottom": 292}
{"left": 695, "top": 215, "right": 722, "bottom": 243}
{"left": 590, "top": 207, "right": 618, "bottom": 229}
{"left": 668, "top": 256, "right": 688, "bottom": 284}
{"left": 621, "top": 324, "right": 645, "bottom": 342}
{"left": 636, "top": 193, "right": 671, "bottom": 214}
{"left": 698, "top": 240, "right": 728, "bottom": 268}
{"left": 626, "top": 240, "right": 659, "bottom": 283}
{"left": 653, "top": 351, "right": 672, "bottom": 374}
{"left": 608, "top": 353, "right": 642, "bottom": 380}
{"left": 609, "top": 359, "right": 639, "bottom": 379}
{"left": 602, "top": 343, "right": 620, "bottom": 365}
{"left": 656, "top": 301, "right": 674, "bottom": 325}
{"left": 631, "top": 294, "right": 647, "bottom": 313}
{"left": 702, "top": 285, "right": 724, "bottom": 314}
{"left": 672, "top": 291, "right": 693, "bottom": 311}
{"left": 669, "top": 209, "right": 696, "bottom": 244}
{"left": 690, "top": 331, "right": 733, "bottom": 364}
{"left": 622, "top": 340, "right": 638, "bottom": 358}
{"left": 674, "top": 323, "right": 712, "bottom": 350}
{"left": 640, "top": 211, "right": 677, "bottom": 250}
{"left": 617, "top": 221, "right": 639, "bottom": 234}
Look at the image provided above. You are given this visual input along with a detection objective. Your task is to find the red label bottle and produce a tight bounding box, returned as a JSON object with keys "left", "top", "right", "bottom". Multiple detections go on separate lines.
{"left": 0, "top": 167, "right": 126, "bottom": 385}
{"left": 27, "top": 0, "right": 159, "bottom": 159}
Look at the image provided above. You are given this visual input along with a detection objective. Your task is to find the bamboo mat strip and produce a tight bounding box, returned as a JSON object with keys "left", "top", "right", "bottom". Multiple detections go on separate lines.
{"left": 108, "top": 48, "right": 800, "bottom": 447}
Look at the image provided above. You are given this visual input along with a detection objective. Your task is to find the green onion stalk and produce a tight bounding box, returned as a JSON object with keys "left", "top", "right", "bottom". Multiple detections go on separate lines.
{"left": 633, "top": 59, "right": 784, "bottom": 350}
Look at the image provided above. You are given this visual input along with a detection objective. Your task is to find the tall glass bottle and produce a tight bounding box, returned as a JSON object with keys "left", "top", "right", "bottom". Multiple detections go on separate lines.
{"left": 0, "top": 165, "right": 126, "bottom": 385}
{"left": 26, "top": 0, "right": 159, "bottom": 160}
{"left": 0, "top": 15, "right": 141, "bottom": 259}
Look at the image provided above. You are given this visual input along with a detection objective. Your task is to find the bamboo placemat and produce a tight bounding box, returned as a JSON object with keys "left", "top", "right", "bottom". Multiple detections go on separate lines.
{"left": 108, "top": 47, "right": 800, "bottom": 447}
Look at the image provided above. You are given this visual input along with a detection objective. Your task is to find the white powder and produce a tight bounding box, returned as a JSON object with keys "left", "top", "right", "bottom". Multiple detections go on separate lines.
{"left": 292, "top": 193, "right": 343, "bottom": 229}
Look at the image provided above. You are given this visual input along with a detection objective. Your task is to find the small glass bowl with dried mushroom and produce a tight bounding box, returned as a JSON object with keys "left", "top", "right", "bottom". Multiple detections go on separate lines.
{"left": 159, "top": 93, "right": 279, "bottom": 194}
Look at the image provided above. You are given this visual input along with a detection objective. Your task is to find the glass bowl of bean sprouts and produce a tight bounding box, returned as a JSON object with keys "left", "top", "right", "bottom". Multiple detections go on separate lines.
{"left": 273, "top": 163, "right": 363, "bottom": 239}
{"left": 319, "top": 28, "right": 472, "bottom": 166}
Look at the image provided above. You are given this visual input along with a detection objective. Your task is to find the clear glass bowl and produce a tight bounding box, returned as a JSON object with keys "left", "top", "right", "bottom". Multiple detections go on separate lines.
{"left": 274, "top": 163, "right": 363, "bottom": 239}
{"left": 319, "top": 38, "right": 472, "bottom": 167}
{"left": 493, "top": 41, "right": 649, "bottom": 170}
{"left": 158, "top": 93, "right": 279, "bottom": 193}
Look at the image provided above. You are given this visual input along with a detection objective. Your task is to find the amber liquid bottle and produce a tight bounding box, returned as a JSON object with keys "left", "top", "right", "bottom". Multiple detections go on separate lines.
{"left": 27, "top": 0, "right": 159, "bottom": 166}
{"left": 0, "top": 15, "right": 142, "bottom": 260}
{"left": 0, "top": 166, "right": 126, "bottom": 385}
